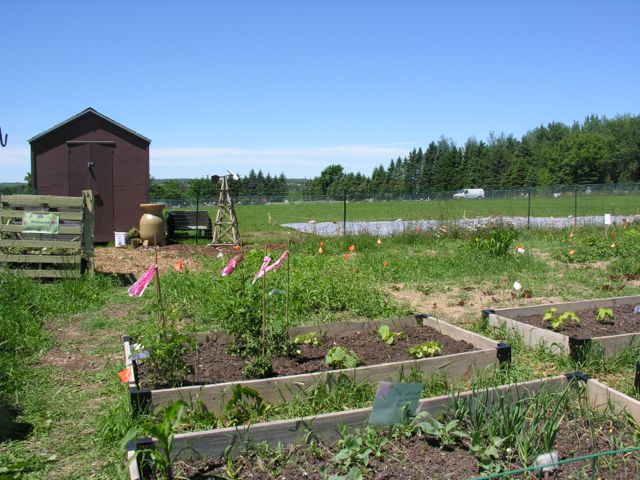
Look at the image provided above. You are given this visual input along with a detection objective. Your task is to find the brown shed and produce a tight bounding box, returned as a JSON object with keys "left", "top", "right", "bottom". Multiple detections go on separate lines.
{"left": 29, "top": 108, "right": 151, "bottom": 242}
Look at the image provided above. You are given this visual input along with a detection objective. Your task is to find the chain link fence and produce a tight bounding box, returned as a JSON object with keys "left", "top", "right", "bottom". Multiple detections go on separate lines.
{"left": 154, "top": 183, "right": 640, "bottom": 237}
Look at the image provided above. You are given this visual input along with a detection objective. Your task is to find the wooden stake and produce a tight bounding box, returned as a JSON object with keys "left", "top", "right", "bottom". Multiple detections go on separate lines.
{"left": 285, "top": 239, "right": 291, "bottom": 330}
{"left": 154, "top": 234, "right": 165, "bottom": 331}
{"left": 261, "top": 245, "right": 267, "bottom": 356}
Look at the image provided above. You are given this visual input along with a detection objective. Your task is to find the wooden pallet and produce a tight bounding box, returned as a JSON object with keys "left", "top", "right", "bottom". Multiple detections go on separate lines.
{"left": 0, "top": 191, "right": 94, "bottom": 278}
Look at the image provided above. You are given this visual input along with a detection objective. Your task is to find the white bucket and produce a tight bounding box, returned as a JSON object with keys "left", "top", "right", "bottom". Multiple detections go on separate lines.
{"left": 114, "top": 231, "right": 127, "bottom": 248}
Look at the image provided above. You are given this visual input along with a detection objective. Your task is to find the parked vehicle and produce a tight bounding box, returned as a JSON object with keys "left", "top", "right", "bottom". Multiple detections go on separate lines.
{"left": 453, "top": 188, "right": 485, "bottom": 199}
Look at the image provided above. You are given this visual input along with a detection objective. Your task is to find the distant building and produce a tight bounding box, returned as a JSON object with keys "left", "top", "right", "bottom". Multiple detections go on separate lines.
{"left": 29, "top": 108, "right": 151, "bottom": 242}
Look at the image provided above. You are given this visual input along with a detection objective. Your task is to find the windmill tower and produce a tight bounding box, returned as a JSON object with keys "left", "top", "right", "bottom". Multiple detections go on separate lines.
{"left": 210, "top": 174, "right": 240, "bottom": 246}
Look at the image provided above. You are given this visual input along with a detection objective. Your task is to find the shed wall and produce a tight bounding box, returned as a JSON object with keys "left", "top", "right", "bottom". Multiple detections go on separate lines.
{"left": 31, "top": 113, "right": 149, "bottom": 242}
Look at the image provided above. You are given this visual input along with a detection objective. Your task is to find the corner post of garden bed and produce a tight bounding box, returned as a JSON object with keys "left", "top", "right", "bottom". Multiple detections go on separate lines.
{"left": 123, "top": 335, "right": 152, "bottom": 417}
{"left": 129, "top": 386, "right": 152, "bottom": 418}
{"left": 127, "top": 437, "right": 155, "bottom": 480}
{"left": 496, "top": 342, "right": 511, "bottom": 366}
{"left": 568, "top": 336, "right": 592, "bottom": 364}
{"left": 565, "top": 371, "right": 591, "bottom": 383}
{"left": 635, "top": 362, "right": 640, "bottom": 394}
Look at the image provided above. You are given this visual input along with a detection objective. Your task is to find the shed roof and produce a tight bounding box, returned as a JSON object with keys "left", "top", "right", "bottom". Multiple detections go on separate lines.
{"left": 28, "top": 107, "right": 151, "bottom": 144}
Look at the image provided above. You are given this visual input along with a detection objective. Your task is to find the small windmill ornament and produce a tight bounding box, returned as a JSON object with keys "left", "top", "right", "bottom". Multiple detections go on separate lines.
{"left": 210, "top": 171, "right": 240, "bottom": 246}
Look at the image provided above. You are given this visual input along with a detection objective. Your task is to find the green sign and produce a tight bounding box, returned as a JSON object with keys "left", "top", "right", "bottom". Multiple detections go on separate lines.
{"left": 22, "top": 212, "right": 60, "bottom": 234}
{"left": 368, "top": 382, "right": 423, "bottom": 425}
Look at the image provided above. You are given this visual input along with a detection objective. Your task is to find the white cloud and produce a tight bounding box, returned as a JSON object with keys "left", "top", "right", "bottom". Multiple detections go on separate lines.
{"left": 0, "top": 146, "right": 31, "bottom": 181}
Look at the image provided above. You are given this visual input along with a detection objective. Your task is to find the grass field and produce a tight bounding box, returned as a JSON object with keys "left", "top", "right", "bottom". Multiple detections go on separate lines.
{"left": 2, "top": 222, "right": 640, "bottom": 478}
{"left": 222, "top": 193, "right": 640, "bottom": 237}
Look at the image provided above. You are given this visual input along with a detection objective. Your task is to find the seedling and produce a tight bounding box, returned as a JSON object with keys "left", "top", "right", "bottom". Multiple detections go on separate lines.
{"left": 542, "top": 308, "right": 557, "bottom": 322}
{"left": 595, "top": 307, "right": 614, "bottom": 323}
{"left": 123, "top": 400, "right": 188, "bottom": 480}
{"left": 377, "top": 325, "right": 406, "bottom": 345}
{"left": 543, "top": 308, "right": 580, "bottom": 331}
{"left": 408, "top": 341, "right": 442, "bottom": 359}
{"left": 325, "top": 346, "right": 361, "bottom": 369}
{"left": 293, "top": 332, "right": 321, "bottom": 347}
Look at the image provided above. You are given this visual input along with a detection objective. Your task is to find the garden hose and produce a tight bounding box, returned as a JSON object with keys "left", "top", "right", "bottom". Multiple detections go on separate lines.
{"left": 467, "top": 445, "right": 640, "bottom": 479}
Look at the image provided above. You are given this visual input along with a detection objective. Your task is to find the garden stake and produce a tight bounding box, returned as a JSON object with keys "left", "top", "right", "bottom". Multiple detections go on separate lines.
{"left": 262, "top": 244, "right": 267, "bottom": 356}
{"left": 154, "top": 234, "right": 166, "bottom": 332}
{"left": 285, "top": 239, "right": 291, "bottom": 329}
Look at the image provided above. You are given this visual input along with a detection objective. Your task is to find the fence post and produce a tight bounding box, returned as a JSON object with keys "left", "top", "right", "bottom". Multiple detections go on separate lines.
{"left": 195, "top": 191, "right": 200, "bottom": 245}
{"left": 574, "top": 185, "right": 578, "bottom": 227}
{"left": 527, "top": 187, "right": 531, "bottom": 229}
{"left": 343, "top": 191, "right": 347, "bottom": 236}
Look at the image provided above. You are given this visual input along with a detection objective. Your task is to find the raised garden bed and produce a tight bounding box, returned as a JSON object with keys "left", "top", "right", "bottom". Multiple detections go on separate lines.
{"left": 123, "top": 314, "right": 509, "bottom": 415}
{"left": 126, "top": 374, "right": 640, "bottom": 479}
{"left": 484, "top": 295, "right": 640, "bottom": 360}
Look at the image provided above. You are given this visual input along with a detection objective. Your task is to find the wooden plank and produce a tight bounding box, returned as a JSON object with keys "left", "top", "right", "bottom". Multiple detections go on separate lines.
{"left": 594, "top": 333, "right": 640, "bottom": 357}
{"left": 170, "top": 376, "right": 569, "bottom": 461}
{"left": 127, "top": 450, "right": 141, "bottom": 480}
{"left": 493, "top": 295, "right": 640, "bottom": 317}
{"left": 422, "top": 315, "right": 499, "bottom": 350}
{"left": 0, "top": 239, "right": 81, "bottom": 249}
{"left": 0, "top": 254, "right": 82, "bottom": 264}
{"left": 150, "top": 348, "right": 498, "bottom": 413}
{"left": 488, "top": 313, "right": 569, "bottom": 354}
{"left": 587, "top": 378, "right": 640, "bottom": 423}
{"left": 123, "top": 338, "right": 139, "bottom": 389}
{"left": 0, "top": 209, "right": 83, "bottom": 221}
{"left": 15, "top": 269, "right": 81, "bottom": 279}
{"left": 1, "top": 194, "right": 84, "bottom": 208}
{"left": 0, "top": 224, "right": 82, "bottom": 235}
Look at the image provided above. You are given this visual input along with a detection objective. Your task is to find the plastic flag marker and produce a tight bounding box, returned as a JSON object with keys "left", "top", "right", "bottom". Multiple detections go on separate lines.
{"left": 221, "top": 254, "right": 242, "bottom": 277}
{"left": 252, "top": 256, "right": 271, "bottom": 284}
{"left": 128, "top": 265, "right": 157, "bottom": 297}
{"left": 118, "top": 366, "right": 132, "bottom": 383}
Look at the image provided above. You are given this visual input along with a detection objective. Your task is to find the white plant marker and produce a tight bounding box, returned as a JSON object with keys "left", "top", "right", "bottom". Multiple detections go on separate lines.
{"left": 534, "top": 451, "right": 559, "bottom": 473}
{"left": 513, "top": 281, "right": 522, "bottom": 291}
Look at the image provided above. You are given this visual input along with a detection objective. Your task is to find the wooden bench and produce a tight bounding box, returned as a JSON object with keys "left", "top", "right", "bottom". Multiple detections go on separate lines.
{"left": 166, "top": 210, "right": 212, "bottom": 238}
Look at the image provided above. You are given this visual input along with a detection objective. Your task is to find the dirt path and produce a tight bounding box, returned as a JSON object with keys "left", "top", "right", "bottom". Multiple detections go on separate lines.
{"left": 24, "top": 296, "right": 140, "bottom": 479}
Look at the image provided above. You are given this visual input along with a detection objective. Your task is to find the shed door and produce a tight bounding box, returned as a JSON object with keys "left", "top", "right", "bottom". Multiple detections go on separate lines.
{"left": 68, "top": 143, "right": 114, "bottom": 242}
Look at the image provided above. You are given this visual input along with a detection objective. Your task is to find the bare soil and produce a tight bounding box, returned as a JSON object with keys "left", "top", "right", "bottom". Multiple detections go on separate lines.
{"left": 513, "top": 303, "right": 640, "bottom": 337}
{"left": 138, "top": 325, "right": 476, "bottom": 389}
{"left": 158, "top": 417, "right": 638, "bottom": 479}
{"left": 93, "top": 244, "right": 230, "bottom": 277}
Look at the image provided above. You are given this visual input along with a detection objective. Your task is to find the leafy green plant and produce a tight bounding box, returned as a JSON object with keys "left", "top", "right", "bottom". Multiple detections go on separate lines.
{"left": 377, "top": 325, "right": 405, "bottom": 345}
{"left": 596, "top": 307, "right": 614, "bottom": 323}
{"left": 136, "top": 324, "right": 196, "bottom": 387}
{"left": 408, "top": 341, "right": 443, "bottom": 358}
{"left": 333, "top": 425, "right": 387, "bottom": 472}
{"left": 223, "top": 385, "right": 271, "bottom": 426}
{"left": 542, "top": 307, "right": 558, "bottom": 322}
{"left": 542, "top": 309, "right": 580, "bottom": 331}
{"left": 243, "top": 355, "right": 273, "bottom": 379}
{"left": 123, "top": 400, "right": 188, "bottom": 480}
{"left": 469, "top": 436, "right": 504, "bottom": 474}
{"left": 413, "top": 412, "right": 469, "bottom": 449}
{"left": 325, "top": 346, "right": 360, "bottom": 369}
{"left": 474, "top": 226, "right": 518, "bottom": 257}
{"left": 293, "top": 331, "right": 321, "bottom": 346}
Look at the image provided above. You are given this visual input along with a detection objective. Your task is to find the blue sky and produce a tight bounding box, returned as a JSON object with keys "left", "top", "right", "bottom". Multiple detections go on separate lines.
{"left": 1, "top": 1, "right": 638, "bottom": 182}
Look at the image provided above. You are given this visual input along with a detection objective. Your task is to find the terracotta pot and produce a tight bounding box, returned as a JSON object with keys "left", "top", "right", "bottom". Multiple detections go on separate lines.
{"left": 139, "top": 203, "right": 166, "bottom": 246}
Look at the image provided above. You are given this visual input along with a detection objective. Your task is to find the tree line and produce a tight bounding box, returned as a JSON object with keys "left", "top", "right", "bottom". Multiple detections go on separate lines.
{"left": 149, "top": 169, "right": 289, "bottom": 201}
{"left": 303, "top": 114, "right": 640, "bottom": 196}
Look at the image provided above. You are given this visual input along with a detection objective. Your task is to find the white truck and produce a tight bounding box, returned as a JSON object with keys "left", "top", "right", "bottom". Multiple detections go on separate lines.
{"left": 453, "top": 188, "right": 485, "bottom": 199}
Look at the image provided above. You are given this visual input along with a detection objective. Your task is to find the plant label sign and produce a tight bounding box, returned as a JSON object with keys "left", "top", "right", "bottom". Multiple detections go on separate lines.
{"left": 368, "top": 381, "right": 422, "bottom": 425}
{"left": 604, "top": 213, "right": 612, "bottom": 225}
{"left": 22, "top": 212, "right": 59, "bottom": 234}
